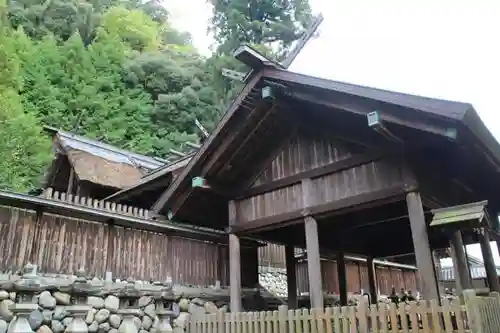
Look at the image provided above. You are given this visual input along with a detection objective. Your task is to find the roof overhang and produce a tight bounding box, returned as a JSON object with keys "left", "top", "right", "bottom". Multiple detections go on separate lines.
{"left": 149, "top": 59, "right": 500, "bottom": 227}
{"left": 430, "top": 201, "right": 489, "bottom": 229}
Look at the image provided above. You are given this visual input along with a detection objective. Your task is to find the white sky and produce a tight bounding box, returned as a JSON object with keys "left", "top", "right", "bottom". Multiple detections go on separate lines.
{"left": 166, "top": 0, "right": 500, "bottom": 265}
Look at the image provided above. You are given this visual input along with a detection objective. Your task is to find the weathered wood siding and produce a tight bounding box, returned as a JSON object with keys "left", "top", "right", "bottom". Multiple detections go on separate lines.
{"left": 258, "top": 243, "right": 286, "bottom": 268}
{"left": 296, "top": 260, "right": 419, "bottom": 295}
{"left": 237, "top": 133, "right": 405, "bottom": 223}
{"left": 0, "top": 206, "right": 237, "bottom": 286}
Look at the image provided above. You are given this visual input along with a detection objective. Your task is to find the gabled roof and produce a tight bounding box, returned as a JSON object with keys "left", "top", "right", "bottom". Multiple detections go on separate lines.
{"left": 104, "top": 153, "right": 195, "bottom": 205}
{"left": 44, "top": 127, "right": 167, "bottom": 190}
{"left": 46, "top": 127, "right": 167, "bottom": 170}
{"left": 149, "top": 60, "right": 500, "bottom": 228}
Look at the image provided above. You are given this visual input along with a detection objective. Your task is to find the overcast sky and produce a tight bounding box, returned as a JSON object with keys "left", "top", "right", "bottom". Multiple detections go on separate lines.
{"left": 167, "top": 0, "right": 500, "bottom": 265}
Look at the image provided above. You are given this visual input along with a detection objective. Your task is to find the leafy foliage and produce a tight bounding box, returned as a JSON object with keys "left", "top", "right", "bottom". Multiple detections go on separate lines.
{"left": 0, "top": 0, "right": 312, "bottom": 192}
{"left": 209, "top": 0, "right": 312, "bottom": 58}
{"left": 0, "top": 0, "right": 52, "bottom": 192}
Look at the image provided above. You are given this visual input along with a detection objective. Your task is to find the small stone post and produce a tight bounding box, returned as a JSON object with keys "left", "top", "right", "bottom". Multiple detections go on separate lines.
{"left": 117, "top": 278, "right": 141, "bottom": 333}
{"left": 10, "top": 264, "right": 40, "bottom": 333}
{"left": 153, "top": 280, "right": 177, "bottom": 333}
{"left": 65, "top": 268, "right": 92, "bottom": 333}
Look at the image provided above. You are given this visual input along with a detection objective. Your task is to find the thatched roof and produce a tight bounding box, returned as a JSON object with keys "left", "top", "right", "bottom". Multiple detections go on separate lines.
{"left": 45, "top": 127, "right": 167, "bottom": 190}
{"left": 66, "top": 149, "right": 147, "bottom": 189}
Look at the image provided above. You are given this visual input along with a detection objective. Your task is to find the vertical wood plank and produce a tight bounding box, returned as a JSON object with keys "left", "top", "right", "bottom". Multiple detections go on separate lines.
{"left": 389, "top": 303, "right": 398, "bottom": 333}
{"left": 429, "top": 299, "right": 441, "bottom": 333}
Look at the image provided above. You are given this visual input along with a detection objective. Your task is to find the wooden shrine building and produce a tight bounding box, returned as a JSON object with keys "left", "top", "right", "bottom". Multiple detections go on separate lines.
{"left": 146, "top": 46, "right": 500, "bottom": 311}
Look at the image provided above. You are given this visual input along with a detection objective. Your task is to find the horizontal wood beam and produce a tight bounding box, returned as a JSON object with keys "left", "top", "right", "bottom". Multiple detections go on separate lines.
{"left": 237, "top": 152, "right": 385, "bottom": 199}
{"left": 229, "top": 182, "right": 415, "bottom": 234}
{"left": 285, "top": 90, "right": 457, "bottom": 139}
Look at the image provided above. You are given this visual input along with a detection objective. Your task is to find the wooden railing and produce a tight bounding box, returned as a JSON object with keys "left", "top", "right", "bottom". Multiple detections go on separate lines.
{"left": 188, "top": 298, "right": 471, "bottom": 333}
{"left": 43, "top": 187, "right": 152, "bottom": 219}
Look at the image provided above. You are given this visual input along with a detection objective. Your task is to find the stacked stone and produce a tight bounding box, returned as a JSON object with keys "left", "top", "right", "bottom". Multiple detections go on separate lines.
{"left": 258, "top": 267, "right": 287, "bottom": 297}
{"left": 0, "top": 276, "right": 229, "bottom": 333}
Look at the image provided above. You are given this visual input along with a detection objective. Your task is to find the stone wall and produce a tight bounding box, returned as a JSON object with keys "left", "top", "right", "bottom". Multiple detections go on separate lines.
{"left": 0, "top": 267, "right": 230, "bottom": 333}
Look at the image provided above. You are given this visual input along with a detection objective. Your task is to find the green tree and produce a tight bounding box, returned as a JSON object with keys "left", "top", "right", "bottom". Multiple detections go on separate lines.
{"left": 99, "top": 6, "right": 160, "bottom": 51}
{"left": 0, "top": 0, "right": 52, "bottom": 192}
{"left": 209, "top": 0, "right": 312, "bottom": 58}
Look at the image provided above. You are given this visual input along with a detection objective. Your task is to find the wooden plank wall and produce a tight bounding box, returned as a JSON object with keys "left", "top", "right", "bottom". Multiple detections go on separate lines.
{"left": 236, "top": 133, "right": 405, "bottom": 223}
{"left": 0, "top": 206, "right": 230, "bottom": 286}
{"left": 295, "top": 259, "right": 419, "bottom": 295}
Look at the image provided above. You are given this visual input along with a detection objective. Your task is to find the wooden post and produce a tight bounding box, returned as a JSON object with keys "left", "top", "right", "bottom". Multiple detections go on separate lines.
{"left": 304, "top": 216, "right": 323, "bottom": 309}
{"left": 406, "top": 191, "right": 440, "bottom": 301}
{"left": 229, "top": 234, "right": 242, "bottom": 312}
{"left": 449, "top": 230, "right": 472, "bottom": 293}
{"left": 488, "top": 207, "right": 500, "bottom": 265}
{"left": 302, "top": 178, "right": 323, "bottom": 309}
{"left": 285, "top": 245, "right": 298, "bottom": 309}
{"left": 228, "top": 200, "right": 242, "bottom": 312}
{"left": 367, "top": 257, "right": 378, "bottom": 304}
{"left": 478, "top": 227, "right": 500, "bottom": 292}
{"left": 337, "top": 252, "right": 348, "bottom": 305}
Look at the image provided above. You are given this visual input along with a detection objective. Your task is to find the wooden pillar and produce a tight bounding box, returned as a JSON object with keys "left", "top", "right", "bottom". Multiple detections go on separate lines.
{"left": 228, "top": 200, "right": 242, "bottom": 312}
{"left": 449, "top": 230, "right": 472, "bottom": 293}
{"left": 488, "top": 208, "right": 500, "bottom": 264}
{"left": 304, "top": 216, "right": 323, "bottom": 309}
{"left": 285, "top": 245, "right": 298, "bottom": 309}
{"left": 478, "top": 227, "right": 500, "bottom": 292}
{"left": 229, "top": 234, "right": 242, "bottom": 312}
{"left": 337, "top": 252, "right": 348, "bottom": 306}
{"left": 406, "top": 192, "right": 440, "bottom": 301}
{"left": 367, "top": 257, "right": 378, "bottom": 304}
{"left": 302, "top": 178, "right": 323, "bottom": 309}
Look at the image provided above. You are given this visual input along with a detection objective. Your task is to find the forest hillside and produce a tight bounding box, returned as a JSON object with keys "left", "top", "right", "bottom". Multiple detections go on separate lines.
{"left": 0, "top": 0, "right": 313, "bottom": 192}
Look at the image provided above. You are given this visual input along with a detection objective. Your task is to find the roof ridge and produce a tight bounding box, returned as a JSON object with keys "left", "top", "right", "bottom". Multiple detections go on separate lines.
{"left": 54, "top": 128, "right": 168, "bottom": 165}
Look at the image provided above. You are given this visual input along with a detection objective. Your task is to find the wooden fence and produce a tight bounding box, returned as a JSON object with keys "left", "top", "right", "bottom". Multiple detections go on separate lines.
{"left": 0, "top": 205, "right": 230, "bottom": 285}
{"left": 188, "top": 299, "right": 470, "bottom": 333}
{"left": 189, "top": 289, "right": 500, "bottom": 333}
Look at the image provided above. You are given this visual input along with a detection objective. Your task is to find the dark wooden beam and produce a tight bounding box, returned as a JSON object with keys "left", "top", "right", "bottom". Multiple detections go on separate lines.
{"left": 151, "top": 72, "right": 264, "bottom": 214}
{"left": 213, "top": 104, "right": 279, "bottom": 175}
{"left": 285, "top": 245, "right": 297, "bottom": 309}
{"left": 164, "top": 101, "right": 278, "bottom": 217}
{"left": 263, "top": 68, "right": 458, "bottom": 140}
{"left": 478, "top": 227, "right": 500, "bottom": 292}
{"left": 449, "top": 230, "right": 472, "bottom": 292}
{"left": 230, "top": 183, "right": 413, "bottom": 234}
{"left": 367, "top": 257, "right": 378, "bottom": 304}
{"left": 290, "top": 90, "right": 456, "bottom": 139}
{"left": 237, "top": 152, "right": 385, "bottom": 199}
{"left": 337, "top": 252, "right": 348, "bottom": 305}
